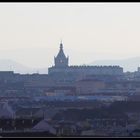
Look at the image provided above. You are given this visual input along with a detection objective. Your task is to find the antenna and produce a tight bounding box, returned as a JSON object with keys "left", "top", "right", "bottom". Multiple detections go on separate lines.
{"left": 60, "top": 39, "right": 63, "bottom": 49}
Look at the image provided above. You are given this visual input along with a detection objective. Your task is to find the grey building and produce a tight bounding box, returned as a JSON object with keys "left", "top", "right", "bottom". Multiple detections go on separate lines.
{"left": 48, "top": 42, "right": 123, "bottom": 77}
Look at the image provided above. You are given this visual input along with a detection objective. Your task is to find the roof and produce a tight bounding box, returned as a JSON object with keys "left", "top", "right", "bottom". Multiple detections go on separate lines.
{"left": 56, "top": 43, "right": 67, "bottom": 59}
{"left": 15, "top": 107, "right": 40, "bottom": 117}
{"left": 34, "top": 108, "right": 59, "bottom": 119}
{"left": 32, "top": 119, "right": 56, "bottom": 134}
{"left": 81, "top": 130, "right": 96, "bottom": 136}
{"left": 47, "top": 86, "right": 76, "bottom": 92}
{"left": 78, "top": 79, "right": 104, "bottom": 82}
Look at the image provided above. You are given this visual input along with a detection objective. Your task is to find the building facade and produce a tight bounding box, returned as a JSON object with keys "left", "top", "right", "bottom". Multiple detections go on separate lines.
{"left": 48, "top": 42, "right": 123, "bottom": 77}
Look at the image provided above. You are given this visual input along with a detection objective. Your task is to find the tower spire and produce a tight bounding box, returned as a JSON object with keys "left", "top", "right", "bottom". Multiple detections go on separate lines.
{"left": 60, "top": 39, "right": 63, "bottom": 49}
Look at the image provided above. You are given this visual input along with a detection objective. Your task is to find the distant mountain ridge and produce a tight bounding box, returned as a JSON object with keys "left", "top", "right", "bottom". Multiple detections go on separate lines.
{"left": 90, "top": 57, "right": 140, "bottom": 72}
{"left": 0, "top": 59, "right": 48, "bottom": 74}
{"left": 0, "top": 59, "right": 35, "bottom": 74}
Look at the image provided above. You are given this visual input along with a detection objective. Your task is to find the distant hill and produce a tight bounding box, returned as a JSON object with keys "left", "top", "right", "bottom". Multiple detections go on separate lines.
{"left": 0, "top": 59, "right": 48, "bottom": 74}
{"left": 0, "top": 59, "right": 35, "bottom": 74}
{"left": 90, "top": 57, "right": 140, "bottom": 72}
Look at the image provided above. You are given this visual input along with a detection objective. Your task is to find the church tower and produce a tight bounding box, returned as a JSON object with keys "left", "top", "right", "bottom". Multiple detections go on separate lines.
{"left": 54, "top": 41, "right": 69, "bottom": 68}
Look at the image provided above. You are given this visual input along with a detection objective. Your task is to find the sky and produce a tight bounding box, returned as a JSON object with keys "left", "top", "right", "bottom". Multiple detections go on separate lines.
{"left": 0, "top": 2, "right": 140, "bottom": 68}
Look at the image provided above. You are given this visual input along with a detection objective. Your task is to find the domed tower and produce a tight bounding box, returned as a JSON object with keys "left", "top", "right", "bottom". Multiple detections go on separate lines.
{"left": 54, "top": 41, "right": 69, "bottom": 68}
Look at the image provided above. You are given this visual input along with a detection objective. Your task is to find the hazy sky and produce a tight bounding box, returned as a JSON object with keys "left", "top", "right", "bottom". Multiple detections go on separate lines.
{"left": 0, "top": 2, "right": 140, "bottom": 68}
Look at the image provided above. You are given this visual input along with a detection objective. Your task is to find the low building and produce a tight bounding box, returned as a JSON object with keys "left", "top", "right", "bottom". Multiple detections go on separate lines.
{"left": 76, "top": 79, "right": 106, "bottom": 95}
{"left": 0, "top": 102, "right": 15, "bottom": 119}
{"left": 46, "top": 86, "right": 76, "bottom": 96}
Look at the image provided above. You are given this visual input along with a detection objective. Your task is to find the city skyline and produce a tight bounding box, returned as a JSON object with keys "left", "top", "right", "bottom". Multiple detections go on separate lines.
{"left": 0, "top": 3, "right": 140, "bottom": 138}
